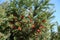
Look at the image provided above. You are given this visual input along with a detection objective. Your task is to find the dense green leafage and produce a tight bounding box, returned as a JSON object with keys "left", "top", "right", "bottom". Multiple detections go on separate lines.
{"left": 0, "top": 0, "right": 58, "bottom": 40}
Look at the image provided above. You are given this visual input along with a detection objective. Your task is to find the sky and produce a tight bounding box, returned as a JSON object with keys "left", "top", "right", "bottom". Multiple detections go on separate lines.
{"left": 0, "top": 0, "right": 60, "bottom": 32}
{"left": 50, "top": 0, "right": 60, "bottom": 32}
{"left": 50, "top": 0, "right": 60, "bottom": 25}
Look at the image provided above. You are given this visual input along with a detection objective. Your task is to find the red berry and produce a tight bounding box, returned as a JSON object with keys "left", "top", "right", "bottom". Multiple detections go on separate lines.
{"left": 40, "top": 25, "right": 44, "bottom": 28}
{"left": 42, "top": 19, "right": 46, "bottom": 23}
{"left": 21, "top": 16, "right": 24, "bottom": 19}
{"left": 30, "top": 19, "right": 33, "bottom": 23}
{"left": 32, "top": 24, "right": 35, "bottom": 28}
{"left": 18, "top": 27, "right": 21, "bottom": 31}
{"left": 13, "top": 26, "right": 16, "bottom": 29}
{"left": 37, "top": 29, "right": 40, "bottom": 33}
{"left": 28, "top": 16, "right": 30, "bottom": 18}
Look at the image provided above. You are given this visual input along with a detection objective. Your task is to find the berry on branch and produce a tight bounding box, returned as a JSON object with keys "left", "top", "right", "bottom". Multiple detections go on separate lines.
{"left": 18, "top": 27, "right": 22, "bottom": 31}
{"left": 42, "top": 19, "right": 46, "bottom": 23}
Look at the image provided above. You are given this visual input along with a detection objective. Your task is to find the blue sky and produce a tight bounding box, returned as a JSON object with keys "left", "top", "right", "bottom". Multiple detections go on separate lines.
{"left": 50, "top": 0, "right": 60, "bottom": 32}
{"left": 50, "top": 0, "right": 60, "bottom": 25}
{"left": 0, "top": 0, "right": 60, "bottom": 32}
{"left": 0, "top": 0, "right": 5, "bottom": 4}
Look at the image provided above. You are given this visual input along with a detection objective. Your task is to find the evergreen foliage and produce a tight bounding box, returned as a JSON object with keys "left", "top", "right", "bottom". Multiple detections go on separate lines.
{"left": 0, "top": 0, "right": 55, "bottom": 40}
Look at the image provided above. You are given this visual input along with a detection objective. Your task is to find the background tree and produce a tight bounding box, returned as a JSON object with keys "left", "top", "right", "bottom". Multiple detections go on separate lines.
{"left": 57, "top": 25, "right": 60, "bottom": 40}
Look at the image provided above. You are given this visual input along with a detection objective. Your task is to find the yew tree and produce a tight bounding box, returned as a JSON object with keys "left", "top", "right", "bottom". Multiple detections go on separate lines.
{"left": 0, "top": 0, "right": 55, "bottom": 40}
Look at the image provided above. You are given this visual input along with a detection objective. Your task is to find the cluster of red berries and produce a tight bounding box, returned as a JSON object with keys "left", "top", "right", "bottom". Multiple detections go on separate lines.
{"left": 11, "top": 15, "right": 46, "bottom": 33}
{"left": 12, "top": 26, "right": 21, "bottom": 31}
